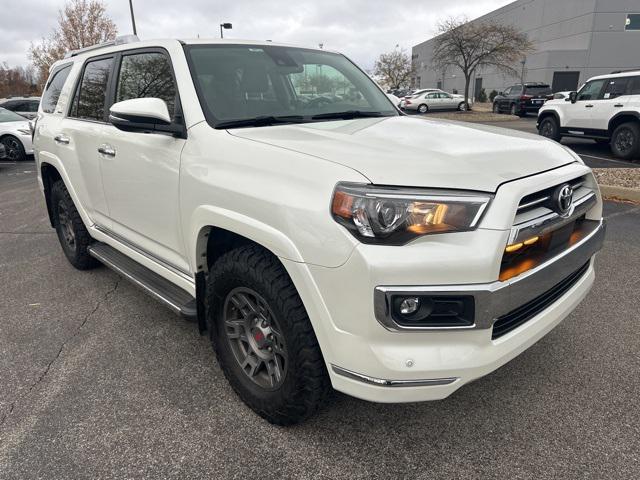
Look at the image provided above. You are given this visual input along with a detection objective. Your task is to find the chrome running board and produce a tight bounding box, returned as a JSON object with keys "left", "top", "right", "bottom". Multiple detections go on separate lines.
{"left": 88, "top": 242, "right": 197, "bottom": 320}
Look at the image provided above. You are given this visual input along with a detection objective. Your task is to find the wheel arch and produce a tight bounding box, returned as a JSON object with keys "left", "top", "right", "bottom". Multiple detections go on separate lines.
{"left": 193, "top": 221, "right": 337, "bottom": 363}
{"left": 537, "top": 110, "right": 561, "bottom": 128}
{"left": 40, "top": 161, "right": 64, "bottom": 227}
{"left": 608, "top": 112, "right": 640, "bottom": 134}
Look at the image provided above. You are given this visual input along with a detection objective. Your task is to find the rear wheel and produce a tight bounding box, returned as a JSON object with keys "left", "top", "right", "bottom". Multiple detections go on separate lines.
{"left": 538, "top": 116, "right": 561, "bottom": 142}
{"left": 417, "top": 104, "right": 428, "bottom": 114}
{"left": 1, "top": 135, "right": 26, "bottom": 161}
{"left": 51, "top": 180, "right": 99, "bottom": 270}
{"left": 206, "top": 245, "right": 330, "bottom": 425}
{"left": 611, "top": 122, "right": 640, "bottom": 160}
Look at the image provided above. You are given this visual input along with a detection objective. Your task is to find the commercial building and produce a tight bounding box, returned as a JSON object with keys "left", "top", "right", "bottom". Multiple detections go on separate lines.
{"left": 411, "top": 0, "right": 640, "bottom": 98}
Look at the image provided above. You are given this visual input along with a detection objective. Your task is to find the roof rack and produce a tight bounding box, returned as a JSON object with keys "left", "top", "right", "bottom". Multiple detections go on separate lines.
{"left": 610, "top": 68, "right": 640, "bottom": 74}
{"left": 64, "top": 34, "right": 140, "bottom": 58}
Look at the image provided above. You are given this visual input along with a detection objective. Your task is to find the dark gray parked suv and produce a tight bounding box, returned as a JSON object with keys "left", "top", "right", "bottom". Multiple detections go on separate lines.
{"left": 493, "top": 83, "right": 552, "bottom": 117}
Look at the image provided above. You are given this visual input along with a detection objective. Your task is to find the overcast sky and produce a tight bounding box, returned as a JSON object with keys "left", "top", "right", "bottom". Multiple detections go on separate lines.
{"left": 2, "top": 0, "right": 514, "bottom": 70}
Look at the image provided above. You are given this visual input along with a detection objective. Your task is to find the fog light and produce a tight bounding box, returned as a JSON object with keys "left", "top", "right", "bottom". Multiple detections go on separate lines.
{"left": 399, "top": 297, "right": 420, "bottom": 315}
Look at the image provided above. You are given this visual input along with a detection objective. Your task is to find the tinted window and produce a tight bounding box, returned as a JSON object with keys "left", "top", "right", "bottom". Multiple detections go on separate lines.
{"left": 1, "top": 100, "right": 18, "bottom": 110}
{"left": 71, "top": 57, "right": 113, "bottom": 121}
{"left": 42, "top": 65, "right": 71, "bottom": 113}
{"left": 577, "top": 80, "right": 605, "bottom": 101}
{"left": 629, "top": 76, "right": 640, "bottom": 95}
{"left": 116, "top": 52, "right": 177, "bottom": 119}
{"left": 524, "top": 85, "right": 552, "bottom": 95}
{"left": 603, "top": 77, "right": 629, "bottom": 99}
{"left": 626, "top": 14, "right": 640, "bottom": 30}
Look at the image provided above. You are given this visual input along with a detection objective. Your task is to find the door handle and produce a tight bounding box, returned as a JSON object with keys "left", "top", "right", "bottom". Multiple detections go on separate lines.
{"left": 614, "top": 104, "right": 624, "bottom": 108}
{"left": 585, "top": 104, "right": 594, "bottom": 108}
{"left": 97, "top": 144, "right": 116, "bottom": 157}
{"left": 54, "top": 134, "right": 70, "bottom": 145}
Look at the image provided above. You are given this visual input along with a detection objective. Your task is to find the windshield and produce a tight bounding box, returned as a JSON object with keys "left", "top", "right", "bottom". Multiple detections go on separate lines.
{"left": 184, "top": 44, "right": 398, "bottom": 128}
{"left": 0, "top": 107, "right": 27, "bottom": 123}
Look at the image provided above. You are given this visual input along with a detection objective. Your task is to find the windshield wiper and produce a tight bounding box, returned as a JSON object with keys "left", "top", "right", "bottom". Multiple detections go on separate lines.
{"left": 311, "top": 110, "right": 390, "bottom": 120}
{"left": 216, "top": 115, "right": 306, "bottom": 129}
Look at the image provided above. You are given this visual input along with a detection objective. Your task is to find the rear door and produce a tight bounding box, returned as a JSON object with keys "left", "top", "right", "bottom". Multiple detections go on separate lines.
{"left": 55, "top": 55, "right": 115, "bottom": 228}
{"left": 98, "top": 48, "right": 189, "bottom": 274}
{"left": 594, "top": 77, "right": 632, "bottom": 131}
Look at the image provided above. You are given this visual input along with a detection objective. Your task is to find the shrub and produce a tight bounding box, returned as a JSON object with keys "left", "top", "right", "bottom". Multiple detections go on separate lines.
{"left": 489, "top": 90, "right": 499, "bottom": 102}
{"left": 477, "top": 88, "right": 488, "bottom": 103}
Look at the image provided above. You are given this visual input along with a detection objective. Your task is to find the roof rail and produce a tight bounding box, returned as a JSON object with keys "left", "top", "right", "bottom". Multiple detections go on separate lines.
{"left": 610, "top": 68, "right": 640, "bottom": 74}
{"left": 64, "top": 34, "right": 140, "bottom": 58}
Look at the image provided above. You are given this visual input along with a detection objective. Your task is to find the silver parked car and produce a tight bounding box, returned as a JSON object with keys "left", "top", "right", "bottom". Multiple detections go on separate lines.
{"left": 403, "top": 91, "right": 469, "bottom": 113}
{"left": 0, "top": 96, "right": 41, "bottom": 120}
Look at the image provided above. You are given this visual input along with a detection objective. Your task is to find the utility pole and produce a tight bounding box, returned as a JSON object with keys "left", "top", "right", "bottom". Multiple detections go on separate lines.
{"left": 128, "top": 0, "right": 137, "bottom": 36}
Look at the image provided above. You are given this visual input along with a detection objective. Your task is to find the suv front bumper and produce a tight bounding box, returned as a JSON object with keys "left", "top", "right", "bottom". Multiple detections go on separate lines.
{"left": 283, "top": 219, "right": 604, "bottom": 403}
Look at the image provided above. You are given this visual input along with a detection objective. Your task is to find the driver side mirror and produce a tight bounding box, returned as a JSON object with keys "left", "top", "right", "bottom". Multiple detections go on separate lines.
{"left": 109, "top": 98, "right": 186, "bottom": 138}
{"left": 569, "top": 91, "right": 578, "bottom": 104}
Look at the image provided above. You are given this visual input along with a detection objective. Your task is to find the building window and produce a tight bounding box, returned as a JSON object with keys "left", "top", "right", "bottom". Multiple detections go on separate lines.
{"left": 625, "top": 14, "right": 640, "bottom": 30}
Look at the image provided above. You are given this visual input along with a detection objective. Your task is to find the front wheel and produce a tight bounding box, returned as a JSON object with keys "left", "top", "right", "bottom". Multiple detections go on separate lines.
{"left": 0, "top": 135, "right": 26, "bottom": 161}
{"left": 458, "top": 102, "right": 468, "bottom": 111}
{"left": 510, "top": 104, "right": 517, "bottom": 116}
{"left": 493, "top": 103, "right": 500, "bottom": 114}
{"left": 538, "top": 117, "right": 561, "bottom": 142}
{"left": 207, "top": 245, "right": 330, "bottom": 425}
{"left": 417, "top": 104, "right": 428, "bottom": 114}
{"left": 611, "top": 122, "right": 640, "bottom": 160}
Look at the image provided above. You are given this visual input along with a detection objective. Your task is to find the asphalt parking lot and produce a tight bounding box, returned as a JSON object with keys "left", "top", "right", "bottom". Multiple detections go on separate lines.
{"left": 1, "top": 160, "right": 639, "bottom": 480}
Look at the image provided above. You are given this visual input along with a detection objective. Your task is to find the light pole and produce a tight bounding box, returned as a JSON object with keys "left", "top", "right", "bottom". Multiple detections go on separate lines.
{"left": 520, "top": 58, "right": 527, "bottom": 85}
{"left": 220, "top": 23, "right": 232, "bottom": 38}
{"left": 128, "top": 0, "right": 137, "bottom": 35}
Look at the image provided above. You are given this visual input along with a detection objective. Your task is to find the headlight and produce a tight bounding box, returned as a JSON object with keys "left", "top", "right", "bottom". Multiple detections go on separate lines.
{"left": 331, "top": 183, "right": 491, "bottom": 245}
{"left": 17, "top": 128, "right": 31, "bottom": 136}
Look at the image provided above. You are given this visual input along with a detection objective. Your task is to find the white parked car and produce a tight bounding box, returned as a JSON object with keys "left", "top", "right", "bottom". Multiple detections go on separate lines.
{"left": 34, "top": 36, "right": 604, "bottom": 425}
{"left": 538, "top": 70, "right": 640, "bottom": 159}
{"left": 403, "top": 90, "right": 469, "bottom": 113}
{"left": 0, "top": 96, "right": 40, "bottom": 120}
{"left": 0, "top": 107, "right": 34, "bottom": 161}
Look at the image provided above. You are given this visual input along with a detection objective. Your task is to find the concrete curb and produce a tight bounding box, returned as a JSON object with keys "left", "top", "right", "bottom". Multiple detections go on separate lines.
{"left": 599, "top": 184, "right": 640, "bottom": 203}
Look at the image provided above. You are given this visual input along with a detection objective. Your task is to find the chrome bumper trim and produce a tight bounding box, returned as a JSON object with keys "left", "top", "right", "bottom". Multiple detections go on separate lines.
{"left": 374, "top": 219, "right": 605, "bottom": 332}
{"left": 331, "top": 365, "right": 458, "bottom": 387}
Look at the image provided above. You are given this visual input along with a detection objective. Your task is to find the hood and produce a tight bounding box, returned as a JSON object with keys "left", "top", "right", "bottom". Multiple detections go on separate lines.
{"left": 0, "top": 120, "right": 30, "bottom": 131}
{"left": 229, "top": 116, "right": 576, "bottom": 192}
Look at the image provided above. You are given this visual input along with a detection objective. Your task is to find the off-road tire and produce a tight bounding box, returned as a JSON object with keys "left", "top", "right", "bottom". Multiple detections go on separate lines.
{"left": 51, "top": 180, "right": 99, "bottom": 270}
{"left": 206, "top": 244, "right": 330, "bottom": 425}
{"left": 610, "top": 122, "right": 640, "bottom": 160}
{"left": 538, "top": 116, "right": 561, "bottom": 142}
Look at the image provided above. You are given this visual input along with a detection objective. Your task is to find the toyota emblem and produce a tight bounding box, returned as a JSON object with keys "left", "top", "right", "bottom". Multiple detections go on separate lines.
{"left": 554, "top": 184, "right": 574, "bottom": 216}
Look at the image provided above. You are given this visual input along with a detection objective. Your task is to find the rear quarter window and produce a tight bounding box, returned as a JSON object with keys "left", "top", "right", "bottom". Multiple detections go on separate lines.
{"left": 41, "top": 65, "right": 72, "bottom": 113}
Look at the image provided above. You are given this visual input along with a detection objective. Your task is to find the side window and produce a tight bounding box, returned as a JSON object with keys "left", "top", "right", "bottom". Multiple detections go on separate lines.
{"left": 70, "top": 57, "right": 113, "bottom": 121}
{"left": 627, "top": 76, "right": 640, "bottom": 95}
{"left": 42, "top": 65, "right": 72, "bottom": 113}
{"left": 603, "top": 78, "right": 629, "bottom": 99}
{"left": 577, "top": 80, "right": 605, "bottom": 101}
{"left": 503, "top": 87, "right": 511, "bottom": 96}
{"left": 116, "top": 52, "right": 177, "bottom": 119}
{"left": 427, "top": 92, "right": 438, "bottom": 99}
{"left": 2, "top": 100, "right": 18, "bottom": 111}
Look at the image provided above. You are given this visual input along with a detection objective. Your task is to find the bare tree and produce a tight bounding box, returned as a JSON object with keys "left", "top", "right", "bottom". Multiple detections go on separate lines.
{"left": 0, "top": 63, "right": 38, "bottom": 98}
{"left": 432, "top": 17, "right": 534, "bottom": 109}
{"left": 374, "top": 48, "right": 414, "bottom": 91}
{"left": 29, "top": 0, "right": 117, "bottom": 89}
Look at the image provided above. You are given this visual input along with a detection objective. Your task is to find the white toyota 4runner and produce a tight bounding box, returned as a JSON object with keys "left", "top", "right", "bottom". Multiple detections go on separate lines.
{"left": 34, "top": 36, "right": 605, "bottom": 425}
{"left": 538, "top": 70, "right": 640, "bottom": 160}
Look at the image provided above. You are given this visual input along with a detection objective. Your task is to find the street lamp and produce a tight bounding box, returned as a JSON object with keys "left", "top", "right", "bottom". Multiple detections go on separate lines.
{"left": 220, "top": 22, "right": 232, "bottom": 38}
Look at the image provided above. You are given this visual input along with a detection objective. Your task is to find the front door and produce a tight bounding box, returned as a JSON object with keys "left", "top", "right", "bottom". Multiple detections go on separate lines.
{"left": 99, "top": 49, "right": 189, "bottom": 274}
{"left": 563, "top": 79, "right": 606, "bottom": 130}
